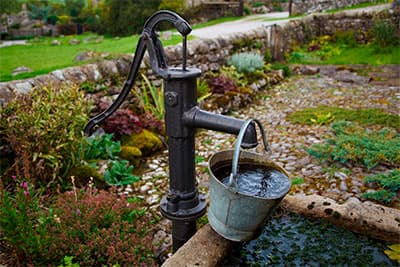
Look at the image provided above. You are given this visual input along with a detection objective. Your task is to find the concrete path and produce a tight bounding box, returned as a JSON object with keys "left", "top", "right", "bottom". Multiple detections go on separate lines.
{"left": 0, "top": 40, "right": 27, "bottom": 48}
{"left": 191, "top": 12, "right": 290, "bottom": 39}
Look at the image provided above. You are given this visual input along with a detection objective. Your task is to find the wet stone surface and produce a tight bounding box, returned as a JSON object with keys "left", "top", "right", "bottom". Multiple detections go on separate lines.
{"left": 124, "top": 66, "right": 399, "bottom": 260}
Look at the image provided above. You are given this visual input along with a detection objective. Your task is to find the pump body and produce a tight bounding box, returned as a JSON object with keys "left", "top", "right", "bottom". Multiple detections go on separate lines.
{"left": 84, "top": 10, "right": 259, "bottom": 251}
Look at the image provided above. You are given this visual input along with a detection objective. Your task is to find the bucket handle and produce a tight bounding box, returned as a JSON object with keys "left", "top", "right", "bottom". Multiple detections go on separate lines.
{"left": 227, "top": 119, "right": 270, "bottom": 187}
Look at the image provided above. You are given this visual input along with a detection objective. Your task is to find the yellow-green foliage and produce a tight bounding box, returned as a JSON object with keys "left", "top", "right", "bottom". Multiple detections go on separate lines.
{"left": 119, "top": 146, "right": 142, "bottom": 164}
{"left": 288, "top": 106, "right": 400, "bottom": 130}
{"left": 0, "top": 84, "right": 92, "bottom": 187}
{"left": 385, "top": 244, "right": 400, "bottom": 264}
{"left": 121, "top": 129, "right": 163, "bottom": 156}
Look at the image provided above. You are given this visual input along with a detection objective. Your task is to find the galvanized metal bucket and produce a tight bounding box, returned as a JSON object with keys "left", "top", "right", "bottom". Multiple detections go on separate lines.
{"left": 207, "top": 120, "right": 291, "bottom": 242}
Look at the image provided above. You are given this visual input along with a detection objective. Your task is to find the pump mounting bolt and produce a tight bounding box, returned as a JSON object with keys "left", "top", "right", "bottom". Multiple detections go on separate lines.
{"left": 165, "top": 91, "right": 178, "bottom": 107}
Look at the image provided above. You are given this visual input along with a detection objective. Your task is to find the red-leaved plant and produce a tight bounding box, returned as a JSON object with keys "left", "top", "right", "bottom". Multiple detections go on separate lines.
{"left": 207, "top": 75, "right": 238, "bottom": 94}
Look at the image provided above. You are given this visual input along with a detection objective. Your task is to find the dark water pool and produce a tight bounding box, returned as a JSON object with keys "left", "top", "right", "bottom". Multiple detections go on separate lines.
{"left": 222, "top": 213, "right": 396, "bottom": 266}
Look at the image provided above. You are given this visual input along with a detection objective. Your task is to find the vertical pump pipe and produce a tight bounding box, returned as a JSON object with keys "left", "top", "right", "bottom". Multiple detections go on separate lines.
{"left": 84, "top": 10, "right": 259, "bottom": 251}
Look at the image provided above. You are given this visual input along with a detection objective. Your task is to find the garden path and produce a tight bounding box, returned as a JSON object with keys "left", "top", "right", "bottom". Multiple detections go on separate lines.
{"left": 191, "top": 4, "right": 391, "bottom": 39}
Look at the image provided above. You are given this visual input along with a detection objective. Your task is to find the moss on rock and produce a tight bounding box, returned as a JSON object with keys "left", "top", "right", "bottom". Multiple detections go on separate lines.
{"left": 119, "top": 146, "right": 142, "bottom": 165}
{"left": 68, "top": 164, "right": 107, "bottom": 189}
{"left": 121, "top": 129, "right": 163, "bottom": 156}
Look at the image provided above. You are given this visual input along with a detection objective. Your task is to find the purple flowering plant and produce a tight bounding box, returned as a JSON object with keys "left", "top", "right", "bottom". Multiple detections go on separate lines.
{"left": 0, "top": 175, "right": 52, "bottom": 264}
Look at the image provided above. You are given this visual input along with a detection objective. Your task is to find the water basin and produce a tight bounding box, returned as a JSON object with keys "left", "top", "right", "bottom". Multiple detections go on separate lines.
{"left": 223, "top": 212, "right": 396, "bottom": 266}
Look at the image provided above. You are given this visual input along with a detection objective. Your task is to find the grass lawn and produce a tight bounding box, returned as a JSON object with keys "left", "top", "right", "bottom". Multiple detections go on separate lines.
{"left": 326, "top": 0, "right": 390, "bottom": 13}
{"left": 0, "top": 15, "right": 245, "bottom": 82}
{"left": 0, "top": 32, "right": 185, "bottom": 82}
{"left": 290, "top": 45, "right": 400, "bottom": 65}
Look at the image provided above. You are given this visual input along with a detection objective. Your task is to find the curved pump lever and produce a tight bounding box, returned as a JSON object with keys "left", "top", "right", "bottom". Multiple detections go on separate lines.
{"left": 84, "top": 10, "right": 191, "bottom": 136}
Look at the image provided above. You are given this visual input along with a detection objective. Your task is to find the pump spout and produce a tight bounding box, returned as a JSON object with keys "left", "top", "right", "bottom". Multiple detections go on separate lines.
{"left": 183, "top": 107, "right": 258, "bottom": 148}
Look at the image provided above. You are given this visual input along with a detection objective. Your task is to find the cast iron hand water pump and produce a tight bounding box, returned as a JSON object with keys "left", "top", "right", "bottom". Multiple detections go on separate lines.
{"left": 84, "top": 10, "right": 260, "bottom": 251}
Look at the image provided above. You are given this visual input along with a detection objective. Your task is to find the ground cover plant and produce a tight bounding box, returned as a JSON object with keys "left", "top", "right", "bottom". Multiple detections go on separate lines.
{"left": 307, "top": 121, "right": 400, "bottom": 170}
{"left": 287, "top": 106, "right": 400, "bottom": 130}
{"left": 362, "top": 169, "right": 400, "bottom": 204}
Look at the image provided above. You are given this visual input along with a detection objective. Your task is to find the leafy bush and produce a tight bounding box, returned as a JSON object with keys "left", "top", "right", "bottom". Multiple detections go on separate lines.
{"left": 227, "top": 52, "right": 264, "bottom": 73}
{"left": 207, "top": 75, "right": 238, "bottom": 94}
{"left": 104, "top": 160, "right": 140, "bottom": 186}
{"left": 307, "top": 121, "right": 400, "bottom": 169}
{"left": 271, "top": 63, "right": 291, "bottom": 77}
{"left": 0, "top": 84, "right": 92, "bottom": 187}
{"left": 362, "top": 169, "right": 400, "bottom": 204}
{"left": 83, "top": 133, "right": 121, "bottom": 161}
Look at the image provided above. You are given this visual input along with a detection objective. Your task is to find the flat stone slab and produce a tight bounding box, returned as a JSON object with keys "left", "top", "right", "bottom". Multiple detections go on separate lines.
{"left": 162, "top": 224, "right": 234, "bottom": 267}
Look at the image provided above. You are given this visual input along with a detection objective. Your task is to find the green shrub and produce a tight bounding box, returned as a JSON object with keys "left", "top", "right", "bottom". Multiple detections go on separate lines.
{"left": 104, "top": 160, "right": 140, "bottom": 186}
{"left": 362, "top": 169, "right": 400, "bottom": 204}
{"left": 271, "top": 63, "right": 291, "bottom": 77}
{"left": 83, "top": 133, "right": 121, "bottom": 161}
{"left": 0, "top": 84, "right": 92, "bottom": 187}
{"left": 227, "top": 52, "right": 264, "bottom": 73}
{"left": 374, "top": 20, "right": 397, "bottom": 47}
{"left": 307, "top": 121, "right": 400, "bottom": 169}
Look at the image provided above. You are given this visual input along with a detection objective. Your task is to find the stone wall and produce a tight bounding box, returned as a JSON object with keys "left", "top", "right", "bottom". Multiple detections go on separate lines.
{"left": 291, "top": 0, "right": 382, "bottom": 15}
{"left": 0, "top": 6, "right": 398, "bottom": 106}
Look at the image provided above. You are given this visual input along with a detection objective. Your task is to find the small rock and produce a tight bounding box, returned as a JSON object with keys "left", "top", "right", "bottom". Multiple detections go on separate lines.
{"left": 147, "top": 163, "right": 157, "bottom": 170}
{"left": 162, "top": 31, "right": 172, "bottom": 40}
{"left": 12, "top": 66, "right": 32, "bottom": 76}
{"left": 75, "top": 51, "right": 88, "bottom": 62}
{"left": 334, "top": 171, "right": 348, "bottom": 180}
{"left": 14, "top": 81, "right": 32, "bottom": 94}
{"left": 140, "top": 184, "right": 151, "bottom": 194}
{"left": 51, "top": 39, "right": 61, "bottom": 46}
{"left": 300, "top": 65, "right": 320, "bottom": 75}
{"left": 69, "top": 38, "right": 80, "bottom": 45}
{"left": 146, "top": 195, "right": 159, "bottom": 205}
{"left": 339, "top": 181, "right": 348, "bottom": 191}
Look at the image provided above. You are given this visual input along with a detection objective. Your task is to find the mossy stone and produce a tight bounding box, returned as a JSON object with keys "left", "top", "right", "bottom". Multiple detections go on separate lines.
{"left": 68, "top": 164, "right": 107, "bottom": 189}
{"left": 119, "top": 145, "right": 142, "bottom": 165}
{"left": 121, "top": 129, "right": 163, "bottom": 156}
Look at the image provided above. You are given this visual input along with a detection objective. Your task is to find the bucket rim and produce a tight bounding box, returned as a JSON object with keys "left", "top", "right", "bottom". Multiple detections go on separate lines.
{"left": 208, "top": 150, "right": 291, "bottom": 200}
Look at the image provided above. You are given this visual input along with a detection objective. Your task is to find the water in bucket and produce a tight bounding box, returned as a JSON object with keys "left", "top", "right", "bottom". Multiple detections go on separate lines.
{"left": 216, "top": 163, "right": 291, "bottom": 199}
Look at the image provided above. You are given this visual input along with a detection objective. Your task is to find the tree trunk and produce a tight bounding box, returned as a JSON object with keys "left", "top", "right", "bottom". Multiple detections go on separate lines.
{"left": 282, "top": 194, "right": 400, "bottom": 243}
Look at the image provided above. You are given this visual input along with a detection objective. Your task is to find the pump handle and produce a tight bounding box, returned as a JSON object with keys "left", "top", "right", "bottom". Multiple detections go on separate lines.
{"left": 84, "top": 11, "right": 191, "bottom": 136}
